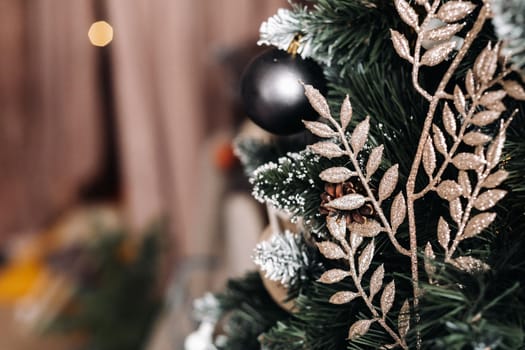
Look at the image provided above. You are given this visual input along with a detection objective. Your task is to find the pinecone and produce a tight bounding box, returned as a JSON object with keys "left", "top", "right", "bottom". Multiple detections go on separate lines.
{"left": 320, "top": 178, "right": 375, "bottom": 225}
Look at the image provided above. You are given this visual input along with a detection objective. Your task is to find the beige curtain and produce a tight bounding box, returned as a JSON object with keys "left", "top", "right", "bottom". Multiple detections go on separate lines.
{"left": 0, "top": 1, "right": 101, "bottom": 242}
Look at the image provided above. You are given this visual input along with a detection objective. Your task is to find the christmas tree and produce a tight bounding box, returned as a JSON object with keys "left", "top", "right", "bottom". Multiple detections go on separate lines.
{"left": 186, "top": 0, "right": 525, "bottom": 349}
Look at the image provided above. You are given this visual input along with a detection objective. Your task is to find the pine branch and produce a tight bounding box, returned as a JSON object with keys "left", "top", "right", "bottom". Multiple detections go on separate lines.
{"left": 251, "top": 149, "right": 350, "bottom": 234}
{"left": 253, "top": 230, "right": 314, "bottom": 287}
{"left": 260, "top": 0, "right": 405, "bottom": 71}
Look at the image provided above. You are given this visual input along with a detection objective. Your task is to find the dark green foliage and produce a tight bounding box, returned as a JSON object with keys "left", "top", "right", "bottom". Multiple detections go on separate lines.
{"left": 215, "top": 272, "right": 291, "bottom": 350}
{"left": 234, "top": 131, "right": 318, "bottom": 177}
{"left": 293, "top": 0, "right": 406, "bottom": 75}
{"left": 418, "top": 263, "right": 525, "bottom": 349}
{"left": 48, "top": 225, "right": 162, "bottom": 350}
{"left": 327, "top": 62, "right": 427, "bottom": 180}
{"left": 261, "top": 281, "right": 353, "bottom": 350}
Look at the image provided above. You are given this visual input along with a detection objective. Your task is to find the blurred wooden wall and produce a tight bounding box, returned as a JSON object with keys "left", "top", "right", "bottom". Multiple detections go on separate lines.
{"left": 0, "top": 0, "right": 287, "bottom": 256}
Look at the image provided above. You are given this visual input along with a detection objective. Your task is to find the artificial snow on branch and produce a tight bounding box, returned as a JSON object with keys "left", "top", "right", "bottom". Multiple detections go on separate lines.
{"left": 492, "top": 0, "right": 525, "bottom": 76}
{"left": 253, "top": 230, "right": 310, "bottom": 287}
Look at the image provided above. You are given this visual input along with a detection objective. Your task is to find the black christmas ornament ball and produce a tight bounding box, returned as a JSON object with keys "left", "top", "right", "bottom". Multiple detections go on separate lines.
{"left": 240, "top": 48, "right": 327, "bottom": 135}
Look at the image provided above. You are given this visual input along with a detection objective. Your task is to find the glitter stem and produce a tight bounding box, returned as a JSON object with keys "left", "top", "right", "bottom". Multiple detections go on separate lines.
{"left": 445, "top": 117, "right": 513, "bottom": 262}
{"left": 340, "top": 240, "right": 408, "bottom": 348}
{"left": 415, "top": 68, "right": 514, "bottom": 200}
{"left": 405, "top": 4, "right": 491, "bottom": 348}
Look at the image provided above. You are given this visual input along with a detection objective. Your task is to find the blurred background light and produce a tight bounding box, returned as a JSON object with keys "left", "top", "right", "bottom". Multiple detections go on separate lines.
{"left": 88, "top": 21, "right": 113, "bottom": 47}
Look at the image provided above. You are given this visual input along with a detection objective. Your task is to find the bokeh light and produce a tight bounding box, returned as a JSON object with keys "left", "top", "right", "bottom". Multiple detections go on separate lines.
{"left": 88, "top": 21, "right": 113, "bottom": 47}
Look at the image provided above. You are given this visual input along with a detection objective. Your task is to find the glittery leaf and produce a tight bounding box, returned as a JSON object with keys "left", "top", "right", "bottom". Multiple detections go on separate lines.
{"left": 458, "top": 171, "right": 472, "bottom": 196}
{"left": 482, "top": 169, "right": 508, "bottom": 188}
{"left": 394, "top": 0, "right": 419, "bottom": 29}
{"left": 327, "top": 215, "right": 347, "bottom": 241}
{"left": 348, "top": 319, "right": 374, "bottom": 339}
{"left": 474, "top": 44, "right": 498, "bottom": 84}
{"left": 470, "top": 111, "right": 501, "bottom": 127}
{"left": 310, "top": 141, "right": 345, "bottom": 159}
{"left": 479, "top": 90, "right": 506, "bottom": 107}
{"left": 398, "top": 299, "right": 411, "bottom": 338}
{"left": 351, "top": 116, "right": 370, "bottom": 154}
{"left": 452, "top": 153, "right": 485, "bottom": 170}
{"left": 366, "top": 145, "right": 384, "bottom": 180}
{"left": 318, "top": 269, "right": 350, "bottom": 284}
{"left": 380, "top": 280, "right": 396, "bottom": 316}
{"left": 369, "top": 264, "right": 385, "bottom": 300}
{"left": 437, "top": 217, "right": 451, "bottom": 251}
{"left": 326, "top": 193, "right": 366, "bottom": 210}
{"left": 390, "top": 29, "right": 413, "bottom": 62}
{"left": 465, "top": 69, "right": 476, "bottom": 97}
{"left": 340, "top": 95, "right": 353, "bottom": 130}
{"left": 450, "top": 198, "right": 463, "bottom": 224}
{"left": 348, "top": 219, "right": 383, "bottom": 237}
{"left": 451, "top": 256, "right": 490, "bottom": 273}
{"left": 303, "top": 121, "right": 337, "bottom": 138}
{"left": 317, "top": 241, "right": 347, "bottom": 260}
{"left": 421, "top": 41, "right": 456, "bottom": 66}
{"left": 486, "top": 101, "right": 506, "bottom": 112}
{"left": 462, "top": 132, "right": 491, "bottom": 146}
{"left": 358, "top": 241, "right": 375, "bottom": 276}
{"left": 436, "top": 1, "right": 476, "bottom": 23}
{"left": 486, "top": 130, "right": 505, "bottom": 168}
{"left": 453, "top": 86, "right": 466, "bottom": 113}
{"left": 330, "top": 291, "right": 360, "bottom": 304}
{"left": 303, "top": 84, "right": 331, "bottom": 119}
{"left": 423, "top": 23, "right": 464, "bottom": 42}
{"left": 442, "top": 103, "right": 457, "bottom": 137}
{"left": 474, "top": 189, "right": 507, "bottom": 210}
{"left": 423, "top": 136, "right": 436, "bottom": 177}
{"left": 350, "top": 232, "right": 364, "bottom": 251}
{"left": 462, "top": 212, "right": 496, "bottom": 239}
{"left": 503, "top": 80, "right": 525, "bottom": 100}
{"left": 424, "top": 242, "right": 436, "bottom": 277}
{"left": 391, "top": 192, "right": 406, "bottom": 233}
{"left": 436, "top": 180, "right": 463, "bottom": 201}
{"left": 319, "top": 167, "right": 355, "bottom": 183}
{"left": 379, "top": 164, "right": 399, "bottom": 201}
{"left": 432, "top": 124, "right": 448, "bottom": 155}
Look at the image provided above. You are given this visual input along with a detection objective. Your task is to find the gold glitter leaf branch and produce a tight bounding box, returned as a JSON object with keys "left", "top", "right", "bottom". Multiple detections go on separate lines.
{"left": 302, "top": 85, "right": 410, "bottom": 348}
{"left": 303, "top": 84, "right": 410, "bottom": 257}
{"left": 387, "top": 0, "right": 523, "bottom": 346}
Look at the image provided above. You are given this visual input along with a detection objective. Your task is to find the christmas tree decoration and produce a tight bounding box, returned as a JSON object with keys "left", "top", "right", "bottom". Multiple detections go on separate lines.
{"left": 240, "top": 47, "right": 326, "bottom": 135}
{"left": 189, "top": 0, "right": 525, "bottom": 349}
{"left": 258, "top": 8, "right": 323, "bottom": 64}
{"left": 253, "top": 229, "right": 309, "bottom": 287}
